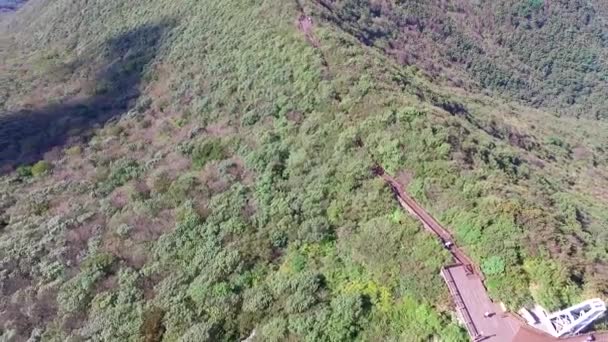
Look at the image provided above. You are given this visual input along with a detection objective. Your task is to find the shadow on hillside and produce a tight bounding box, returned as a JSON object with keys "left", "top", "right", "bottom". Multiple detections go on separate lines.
{"left": 0, "top": 20, "right": 173, "bottom": 172}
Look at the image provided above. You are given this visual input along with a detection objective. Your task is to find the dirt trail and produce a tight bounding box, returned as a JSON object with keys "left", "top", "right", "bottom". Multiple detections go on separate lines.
{"left": 297, "top": 14, "right": 320, "bottom": 48}
{"left": 294, "top": 7, "right": 332, "bottom": 80}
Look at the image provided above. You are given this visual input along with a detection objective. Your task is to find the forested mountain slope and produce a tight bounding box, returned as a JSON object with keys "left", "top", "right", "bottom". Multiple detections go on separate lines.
{"left": 0, "top": 0, "right": 607, "bottom": 341}
{"left": 325, "top": 0, "right": 608, "bottom": 119}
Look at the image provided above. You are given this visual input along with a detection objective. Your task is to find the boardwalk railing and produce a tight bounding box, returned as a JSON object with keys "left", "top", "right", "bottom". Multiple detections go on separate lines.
{"left": 382, "top": 173, "right": 485, "bottom": 280}
{"left": 441, "top": 266, "right": 482, "bottom": 341}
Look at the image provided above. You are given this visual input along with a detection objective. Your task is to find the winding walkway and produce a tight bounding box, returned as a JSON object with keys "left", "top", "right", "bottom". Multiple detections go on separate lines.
{"left": 377, "top": 167, "right": 607, "bottom": 342}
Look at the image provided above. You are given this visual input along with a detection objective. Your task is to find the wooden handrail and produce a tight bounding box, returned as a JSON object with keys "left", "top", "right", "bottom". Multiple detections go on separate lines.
{"left": 442, "top": 267, "right": 481, "bottom": 340}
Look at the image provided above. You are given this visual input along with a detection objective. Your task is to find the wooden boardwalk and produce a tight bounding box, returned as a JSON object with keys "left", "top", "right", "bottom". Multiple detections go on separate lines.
{"left": 442, "top": 264, "right": 520, "bottom": 342}
{"left": 441, "top": 265, "right": 484, "bottom": 341}
{"left": 378, "top": 168, "right": 607, "bottom": 342}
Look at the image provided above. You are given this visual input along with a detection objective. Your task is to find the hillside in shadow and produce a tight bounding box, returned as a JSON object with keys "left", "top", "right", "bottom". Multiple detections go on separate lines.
{"left": 0, "top": 21, "right": 172, "bottom": 172}
{"left": 0, "top": 0, "right": 26, "bottom": 13}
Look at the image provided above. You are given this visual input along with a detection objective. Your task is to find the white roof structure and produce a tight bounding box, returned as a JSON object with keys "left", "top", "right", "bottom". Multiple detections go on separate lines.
{"left": 526, "top": 298, "right": 607, "bottom": 337}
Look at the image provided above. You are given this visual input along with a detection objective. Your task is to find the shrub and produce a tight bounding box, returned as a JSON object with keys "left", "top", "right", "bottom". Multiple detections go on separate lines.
{"left": 115, "top": 223, "right": 133, "bottom": 237}
{"left": 180, "top": 322, "right": 219, "bottom": 342}
{"left": 259, "top": 317, "right": 288, "bottom": 342}
{"left": 528, "top": 0, "right": 544, "bottom": 10}
{"left": 191, "top": 140, "right": 225, "bottom": 168}
{"left": 65, "top": 145, "right": 82, "bottom": 156}
{"left": 482, "top": 256, "right": 506, "bottom": 276}
{"left": 523, "top": 259, "right": 581, "bottom": 310}
{"left": 16, "top": 165, "right": 32, "bottom": 177}
{"left": 29, "top": 198, "right": 50, "bottom": 216}
{"left": 325, "top": 294, "right": 365, "bottom": 341}
{"left": 241, "top": 111, "right": 260, "bottom": 126}
{"left": 128, "top": 181, "right": 151, "bottom": 201}
{"left": 167, "top": 175, "right": 198, "bottom": 206}
{"left": 242, "top": 286, "right": 273, "bottom": 312}
{"left": 140, "top": 307, "right": 165, "bottom": 342}
{"left": 58, "top": 272, "right": 103, "bottom": 313}
{"left": 31, "top": 160, "right": 51, "bottom": 176}
{"left": 150, "top": 171, "right": 172, "bottom": 194}
{"left": 97, "top": 159, "right": 144, "bottom": 195}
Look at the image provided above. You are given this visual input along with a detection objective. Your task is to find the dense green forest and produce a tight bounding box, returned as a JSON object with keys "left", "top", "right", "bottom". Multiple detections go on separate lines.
{"left": 325, "top": 0, "right": 608, "bottom": 119}
{"left": 1, "top": 0, "right": 607, "bottom": 341}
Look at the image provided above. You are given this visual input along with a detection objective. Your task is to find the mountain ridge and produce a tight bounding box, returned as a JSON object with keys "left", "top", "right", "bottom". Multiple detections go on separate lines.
{"left": 0, "top": 0, "right": 607, "bottom": 340}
